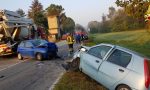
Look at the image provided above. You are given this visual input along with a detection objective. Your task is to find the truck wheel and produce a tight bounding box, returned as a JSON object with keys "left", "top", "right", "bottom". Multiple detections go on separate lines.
{"left": 36, "top": 53, "right": 43, "bottom": 61}
{"left": 18, "top": 53, "right": 23, "bottom": 60}
{"left": 116, "top": 85, "right": 131, "bottom": 90}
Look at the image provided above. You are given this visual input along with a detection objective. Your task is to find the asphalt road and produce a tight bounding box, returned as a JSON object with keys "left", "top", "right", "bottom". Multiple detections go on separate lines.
{"left": 0, "top": 41, "right": 79, "bottom": 90}
{"left": 0, "top": 56, "right": 23, "bottom": 71}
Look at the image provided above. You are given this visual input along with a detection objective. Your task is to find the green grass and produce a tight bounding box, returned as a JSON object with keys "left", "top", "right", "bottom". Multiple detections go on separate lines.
{"left": 88, "top": 30, "right": 150, "bottom": 58}
{"left": 53, "top": 71, "right": 106, "bottom": 90}
{"left": 54, "top": 30, "right": 150, "bottom": 90}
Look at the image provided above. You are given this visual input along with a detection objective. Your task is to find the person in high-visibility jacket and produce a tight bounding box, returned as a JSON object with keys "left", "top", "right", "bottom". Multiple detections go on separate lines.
{"left": 66, "top": 33, "right": 75, "bottom": 55}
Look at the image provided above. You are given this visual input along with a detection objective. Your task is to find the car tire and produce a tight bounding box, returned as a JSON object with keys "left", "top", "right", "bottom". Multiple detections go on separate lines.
{"left": 36, "top": 53, "right": 43, "bottom": 61}
{"left": 116, "top": 85, "right": 131, "bottom": 90}
{"left": 18, "top": 53, "right": 23, "bottom": 60}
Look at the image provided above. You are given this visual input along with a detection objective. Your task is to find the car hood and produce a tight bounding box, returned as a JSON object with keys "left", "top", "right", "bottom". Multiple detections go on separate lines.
{"left": 81, "top": 46, "right": 90, "bottom": 50}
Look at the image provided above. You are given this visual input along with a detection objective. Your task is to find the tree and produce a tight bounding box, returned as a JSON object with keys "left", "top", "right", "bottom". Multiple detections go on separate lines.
{"left": 28, "top": 0, "right": 48, "bottom": 29}
{"left": 16, "top": 8, "right": 25, "bottom": 17}
{"left": 108, "top": 7, "right": 116, "bottom": 19}
{"left": 75, "top": 24, "right": 86, "bottom": 32}
{"left": 62, "top": 17, "right": 75, "bottom": 33}
{"left": 28, "top": 0, "right": 43, "bottom": 23}
{"left": 88, "top": 21, "right": 100, "bottom": 33}
{"left": 115, "top": 0, "right": 149, "bottom": 27}
{"left": 34, "top": 12, "right": 48, "bottom": 28}
{"left": 46, "top": 4, "right": 64, "bottom": 16}
{"left": 102, "top": 14, "right": 107, "bottom": 22}
{"left": 101, "top": 14, "right": 110, "bottom": 33}
{"left": 110, "top": 9, "right": 129, "bottom": 32}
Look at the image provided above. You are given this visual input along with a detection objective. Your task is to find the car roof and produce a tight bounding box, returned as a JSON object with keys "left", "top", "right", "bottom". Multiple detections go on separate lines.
{"left": 100, "top": 43, "right": 146, "bottom": 58}
{"left": 116, "top": 45, "right": 146, "bottom": 58}
{"left": 22, "top": 39, "right": 46, "bottom": 43}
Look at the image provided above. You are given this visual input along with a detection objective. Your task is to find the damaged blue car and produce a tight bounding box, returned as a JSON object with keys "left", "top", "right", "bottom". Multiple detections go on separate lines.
{"left": 17, "top": 39, "right": 58, "bottom": 60}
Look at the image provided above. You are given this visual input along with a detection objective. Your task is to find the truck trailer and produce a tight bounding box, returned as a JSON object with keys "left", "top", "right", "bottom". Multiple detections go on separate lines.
{"left": 0, "top": 10, "right": 36, "bottom": 56}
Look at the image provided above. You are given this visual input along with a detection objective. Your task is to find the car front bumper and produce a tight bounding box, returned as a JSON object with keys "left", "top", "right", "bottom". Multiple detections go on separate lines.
{"left": 0, "top": 52, "right": 13, "bottom": 56}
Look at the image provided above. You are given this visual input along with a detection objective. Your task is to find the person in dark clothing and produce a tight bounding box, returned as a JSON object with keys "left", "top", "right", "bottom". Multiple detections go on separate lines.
{"left": 75, "top": 34, "right": 81, "bottom": 44}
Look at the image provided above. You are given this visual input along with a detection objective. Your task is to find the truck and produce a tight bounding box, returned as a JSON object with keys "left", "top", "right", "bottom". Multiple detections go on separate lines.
{"left": 0, "top": 10, "right": 36, "bottom": 56}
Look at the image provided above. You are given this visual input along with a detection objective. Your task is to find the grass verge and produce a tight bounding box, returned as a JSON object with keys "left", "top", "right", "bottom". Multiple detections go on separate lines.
{"left": 53, "top": 71, "right": 106, "bottom": 90}
{"left": 87, "top": 30, "right": 150, "bottom": 58}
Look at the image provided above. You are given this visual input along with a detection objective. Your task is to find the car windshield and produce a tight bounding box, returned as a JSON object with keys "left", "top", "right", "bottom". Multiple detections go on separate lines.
{"left": 32, "top": 40, "right": 48, "bottom": 46}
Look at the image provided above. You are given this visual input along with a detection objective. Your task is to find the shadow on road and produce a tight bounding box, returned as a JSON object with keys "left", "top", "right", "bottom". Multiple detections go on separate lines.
{"left": 0, "top": 54, "right": 17, "bottom": 60}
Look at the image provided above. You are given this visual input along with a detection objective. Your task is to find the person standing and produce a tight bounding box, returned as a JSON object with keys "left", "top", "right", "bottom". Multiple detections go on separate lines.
{"left": 66, "top": 33, "right": 74, "bottom": 56}
{"left": 75, "top": 34, "right": 81, "bottom": 44}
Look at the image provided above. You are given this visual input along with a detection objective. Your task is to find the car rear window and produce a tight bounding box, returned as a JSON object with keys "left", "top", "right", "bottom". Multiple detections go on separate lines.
{"left": 107, "top": 49, "right": 132, "bottom": 67}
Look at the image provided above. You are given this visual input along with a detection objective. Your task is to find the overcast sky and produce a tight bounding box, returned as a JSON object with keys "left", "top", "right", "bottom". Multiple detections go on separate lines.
{"left": 0, "top": 0, "right": 117, "bottom": 27}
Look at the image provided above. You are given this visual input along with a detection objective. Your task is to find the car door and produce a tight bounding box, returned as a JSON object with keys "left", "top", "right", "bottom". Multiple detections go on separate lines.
{"left": 24, "top": 42, "right": 34, "bottom": 58}
{"left": 98, "top": 49, "right": 132, "bottom": 88}
{"left": 80, "top": 45, "right": 112, "bottom": 80}
{"left": 18, "top": 42, "right": 26, "bottom": 56}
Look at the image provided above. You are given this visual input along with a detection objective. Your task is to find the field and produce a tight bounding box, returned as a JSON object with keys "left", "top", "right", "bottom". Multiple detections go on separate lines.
{"left": 54, "top": 71, "right": 106, "bottom": 90}
{"left": 54, "top": 30, "right": 150, "bottom": 90}
{"left": 89, "top": 30, "right": 150, "bottom": 58}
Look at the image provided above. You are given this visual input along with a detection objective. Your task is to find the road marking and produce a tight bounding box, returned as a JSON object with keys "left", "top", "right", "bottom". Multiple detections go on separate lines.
{"left": 0, "top": 60, "right": 25, "bottom": 72}
{"left": 49, "top": 71, "right": 65, "bottom": 90}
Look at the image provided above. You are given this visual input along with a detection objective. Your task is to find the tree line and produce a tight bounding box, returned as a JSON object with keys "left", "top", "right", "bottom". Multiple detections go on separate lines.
{"left": 88, "top": 0, "right": 150, "bottom": 34}
{"left": 16, "top": 0, "right": 75, "bottom": 34}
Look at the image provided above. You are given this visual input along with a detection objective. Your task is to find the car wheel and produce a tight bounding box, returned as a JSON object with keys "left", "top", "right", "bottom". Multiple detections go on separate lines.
{"left": 116, "top": 85, "right": 131, "bottom": 90}
{"left": 36, "top": 53, "right": 43, "bottom": 61}
{"left": 18, "top": 53, "right": 23, "bottom": 60}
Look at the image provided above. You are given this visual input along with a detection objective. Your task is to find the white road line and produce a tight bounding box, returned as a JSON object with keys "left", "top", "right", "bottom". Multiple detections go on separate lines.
{"left": 49, "top": 71, "right": 65, "bottom": 90}
{"left": 0, "top": 60, "right": 25, "bottom": 72}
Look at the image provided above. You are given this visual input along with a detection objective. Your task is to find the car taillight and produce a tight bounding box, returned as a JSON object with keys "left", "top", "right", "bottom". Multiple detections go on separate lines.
{"left": 144, "top": 59, "right": 150, "bottom": 89}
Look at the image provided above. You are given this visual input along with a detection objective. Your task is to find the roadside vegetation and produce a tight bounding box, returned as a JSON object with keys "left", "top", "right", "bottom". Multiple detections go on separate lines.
{"left": 54, "top": 30, "right": 150, "bottom": 90}
{"left": 54, "top": 71, "right": 106, "bottom": 90}
{"left": 88, "top": 30, "right": 150, "bottom": 58}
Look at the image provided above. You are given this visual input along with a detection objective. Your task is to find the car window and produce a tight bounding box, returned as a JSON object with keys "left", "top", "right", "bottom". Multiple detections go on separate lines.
{"left": 32, "top": 40, "right": 47, "bottom": 46}
{"left": 107, "top": 49, "right": 132, "bottom": 67}
{"left": 19, "top": 42, "right": 25, "bottom": 47}
{"left": 88, "top": 45, "right": 112, "bottom": 59}
{"left": 25, "top": 42, "right": 33, "bottom": 48}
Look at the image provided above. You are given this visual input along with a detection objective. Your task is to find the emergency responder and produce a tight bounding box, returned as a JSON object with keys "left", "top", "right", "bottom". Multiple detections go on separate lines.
{"left": 66, "top": 33, "right": 74, "bottom": 56}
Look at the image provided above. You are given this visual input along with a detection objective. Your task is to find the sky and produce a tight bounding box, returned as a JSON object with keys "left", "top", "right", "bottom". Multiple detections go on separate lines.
{"left": 0, "top": 0, "right": 117, "bottom": 27}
